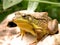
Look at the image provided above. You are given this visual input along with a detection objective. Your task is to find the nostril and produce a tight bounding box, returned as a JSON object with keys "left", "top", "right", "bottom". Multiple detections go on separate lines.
{"left": 7, "top": 22, "right": 17, "bottom": 27}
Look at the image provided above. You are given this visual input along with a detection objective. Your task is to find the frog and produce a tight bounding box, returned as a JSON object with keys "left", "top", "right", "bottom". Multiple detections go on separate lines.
{"left": 12, "top": 11, "right": 58, "bottom": 43}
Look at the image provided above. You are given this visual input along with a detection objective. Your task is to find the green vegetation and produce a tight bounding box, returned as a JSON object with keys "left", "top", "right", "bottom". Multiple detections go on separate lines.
{"left": 0, "top": 0, "right": 60, "bottom": 23}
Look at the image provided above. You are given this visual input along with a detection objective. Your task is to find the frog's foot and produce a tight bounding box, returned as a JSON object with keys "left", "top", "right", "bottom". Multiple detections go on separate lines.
{"left": 29, "top": 42, "right": 37, "bottom": 45}
{"left": 29, "top": 38, "right": 39, "bottom": 45}
{"left": 29, "top": 40, "right": 37, "bottom": 45}
{"left": 48, "top": 19, "right": 58, "bottom": 34}
{"left": 21, "top": 30, "right": 25, "bottom": 40}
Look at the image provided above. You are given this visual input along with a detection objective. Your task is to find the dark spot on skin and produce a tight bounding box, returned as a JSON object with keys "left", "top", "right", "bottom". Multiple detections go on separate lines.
{"left": 7, "top": 22, "right": 17, "bottom": 27}
{"left": 0, "top": 30, "right": 6, "bottom": 36}
{"left": 55, "top": 31, "right": 59, "bottom": 34}
{"left": 2, "top": 30, "right": 6, "bottom": 32}
{"left": 10, "top": 30, "right": 17, "bottom": 35}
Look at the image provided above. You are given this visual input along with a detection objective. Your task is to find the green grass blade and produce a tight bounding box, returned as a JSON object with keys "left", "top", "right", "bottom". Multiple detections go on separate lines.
{"left": 27, "top": 0, "right": 39, "bottom": 12}
{"left": 25, "top": 0, "right": 60, "bottom": 7}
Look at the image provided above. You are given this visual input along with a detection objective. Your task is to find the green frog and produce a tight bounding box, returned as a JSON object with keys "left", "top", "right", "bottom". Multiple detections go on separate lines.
{"left": 13, "top": 11, "right": 58, "bottom": 42}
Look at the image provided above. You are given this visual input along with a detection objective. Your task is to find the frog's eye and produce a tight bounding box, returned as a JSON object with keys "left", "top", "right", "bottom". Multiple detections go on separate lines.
{"left": 23, "top": 15, "right": 32, "bottom": 21}
{"left": 22, "top": 15, "right": 26, "bottom": 18}
{"left": 22, "top": 15, "right": 29, "bottom": 19}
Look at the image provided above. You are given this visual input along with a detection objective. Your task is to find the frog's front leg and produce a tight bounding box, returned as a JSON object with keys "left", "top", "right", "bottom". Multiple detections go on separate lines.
{"left": 21, "top": 30, "right": 26, "bottom": 39}
{"left": 17, "top": 29, "right": 25, "bottom": 40}
{"left": 48, "top": 19, "right": 58, "bottom": 34}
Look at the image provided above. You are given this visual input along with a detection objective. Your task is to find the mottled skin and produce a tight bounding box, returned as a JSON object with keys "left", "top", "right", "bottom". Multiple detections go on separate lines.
{"left": 13, "top": 11, "right": 58, "bottom": 42}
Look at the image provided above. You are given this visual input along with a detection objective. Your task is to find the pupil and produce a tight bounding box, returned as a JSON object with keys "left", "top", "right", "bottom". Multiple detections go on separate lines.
{"left": 22, "top": 15, "right": 26, "bottom": 18}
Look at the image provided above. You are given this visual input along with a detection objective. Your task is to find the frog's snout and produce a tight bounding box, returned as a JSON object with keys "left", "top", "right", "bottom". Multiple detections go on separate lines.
{"left": 48, "top": 19, "right": 58, "bottom": 34}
